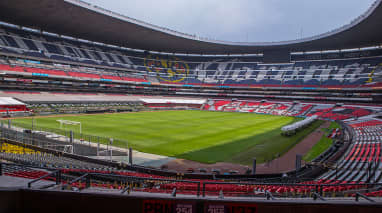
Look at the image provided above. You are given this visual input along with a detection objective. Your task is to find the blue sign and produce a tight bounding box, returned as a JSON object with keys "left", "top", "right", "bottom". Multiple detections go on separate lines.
{"left": 100, "top": 79, "right": 112, "bottom": 82}
{"left": 32, "top": 73, "right": 48, "bottom": 77}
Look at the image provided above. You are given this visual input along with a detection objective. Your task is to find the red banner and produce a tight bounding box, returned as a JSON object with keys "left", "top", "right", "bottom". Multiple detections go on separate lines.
{"left": 205, "top": 203, "right": 257, "bottom": 213}
{"left": 143, "top": 200, "right": 195, "bottom": 213}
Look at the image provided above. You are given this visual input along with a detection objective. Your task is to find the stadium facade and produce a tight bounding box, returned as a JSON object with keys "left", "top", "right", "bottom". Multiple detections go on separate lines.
{"left": 0, "top": 0, "right": 381, "bottom": 105}
{"left": 0, "top": 0, "right": 382, "bottom": 212}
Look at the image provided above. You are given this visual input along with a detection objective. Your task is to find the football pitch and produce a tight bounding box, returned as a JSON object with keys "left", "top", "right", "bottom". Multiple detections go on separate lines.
{"left": 11, "top": 110, "right": 323, "bottom": 165}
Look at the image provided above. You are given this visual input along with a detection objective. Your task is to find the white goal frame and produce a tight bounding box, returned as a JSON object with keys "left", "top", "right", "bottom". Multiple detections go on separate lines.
{"left": 56, "top": 119, "right": 82, "bottom": 134}
{"left": 44, "top": 144, "right": 74, "bottom": 154}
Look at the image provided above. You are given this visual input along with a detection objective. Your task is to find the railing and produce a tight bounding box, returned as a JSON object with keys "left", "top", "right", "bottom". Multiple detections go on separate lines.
{"left": 61, "top": 173, "right": 90, "bottom": 191}
{"left": 312, "top": 192, "right": 326, "bottom": 201}
{"left": 88, "top": 172, "right": 202, "bottom": 197}
{"left": 2, "top": 162, "right": 382, "bottom": 200}
{"left": 199, "top": 181, "right": 382, "bottom": 199}
{"left": 355, "top": 192, "right": 375, "bottom": 202}
{"left": 1, "top": 120, "right": 128, "bottom": 158}
{"left": 265, "top": 190, "right": 276, "bottom": 200}
{"left": 28, "top": 170, "right": 61, "bottom": 188}
{"left": 7, "top": 119, "right": 129, "bottom": 150}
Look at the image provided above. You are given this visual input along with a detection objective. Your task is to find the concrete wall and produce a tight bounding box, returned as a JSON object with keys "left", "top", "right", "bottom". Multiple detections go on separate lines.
{"left": 0, "top": 189, "right": 381, "bottom": 213}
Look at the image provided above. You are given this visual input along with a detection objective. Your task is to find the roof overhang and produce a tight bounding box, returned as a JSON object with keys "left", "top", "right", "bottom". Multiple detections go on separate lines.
{"left": 0, "top": 0, "right": 381, "bottom": 54}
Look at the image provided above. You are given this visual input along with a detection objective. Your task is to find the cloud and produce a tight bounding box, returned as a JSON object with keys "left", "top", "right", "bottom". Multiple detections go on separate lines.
{"left": 85, "top": 0, "right": 376, "bottom": 42}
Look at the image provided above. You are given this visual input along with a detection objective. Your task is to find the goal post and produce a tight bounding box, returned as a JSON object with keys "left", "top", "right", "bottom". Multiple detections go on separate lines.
{"left": 56, "top": 119, "right": 82, "bottom": 134}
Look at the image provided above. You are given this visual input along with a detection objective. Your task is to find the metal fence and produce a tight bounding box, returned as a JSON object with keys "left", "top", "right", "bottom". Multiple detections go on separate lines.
{"left": 0, "top": 119, "right": 129, "bottom": 158}
{"left": 1, "top": 162, "right": 382, "bottom": 200}
{"left": 6, "top": 119, "right": 129, "bottom": 149}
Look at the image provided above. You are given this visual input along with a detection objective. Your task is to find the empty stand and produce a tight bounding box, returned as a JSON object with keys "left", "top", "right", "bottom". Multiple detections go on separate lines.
{"left": 0, "top": 24, "right": 381, "bottom": 88}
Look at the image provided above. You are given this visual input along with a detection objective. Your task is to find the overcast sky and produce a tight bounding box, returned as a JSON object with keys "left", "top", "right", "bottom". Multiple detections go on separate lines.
{"left": 85, "top": 0, "right": 376, "bottom": 42}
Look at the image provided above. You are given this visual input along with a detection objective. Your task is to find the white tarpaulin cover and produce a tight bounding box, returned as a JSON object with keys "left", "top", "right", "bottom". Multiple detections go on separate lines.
{"left": 0, "top": 97, "right": 25, "bottom": 106}
{"left": 140, "top": 98, "right": 206, "bottom": 104}
{"left": 282, "top": 115, "right": 318, "bottom": 132}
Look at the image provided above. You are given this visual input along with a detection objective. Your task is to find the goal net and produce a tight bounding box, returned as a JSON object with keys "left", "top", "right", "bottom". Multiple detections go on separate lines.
{"left": 56, "top": 119, "right": 82, "bottom": 133}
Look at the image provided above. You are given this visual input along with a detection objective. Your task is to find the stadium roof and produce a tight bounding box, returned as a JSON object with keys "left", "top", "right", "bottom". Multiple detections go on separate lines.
{"left": 0, "top": 0, "right": 382, "bottom": 55}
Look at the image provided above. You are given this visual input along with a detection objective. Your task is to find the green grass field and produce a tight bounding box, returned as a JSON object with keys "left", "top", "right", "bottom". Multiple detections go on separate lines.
{"left": 303, "top": 122, "right": 341, "bottom": 162}
{"left": 10, "top": 110, "right": 324, "bottom": 165}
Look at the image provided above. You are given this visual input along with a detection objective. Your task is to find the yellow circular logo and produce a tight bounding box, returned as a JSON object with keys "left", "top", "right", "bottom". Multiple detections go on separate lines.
{"left": 144, "top": 55, "right": 189, "bottom": 83}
